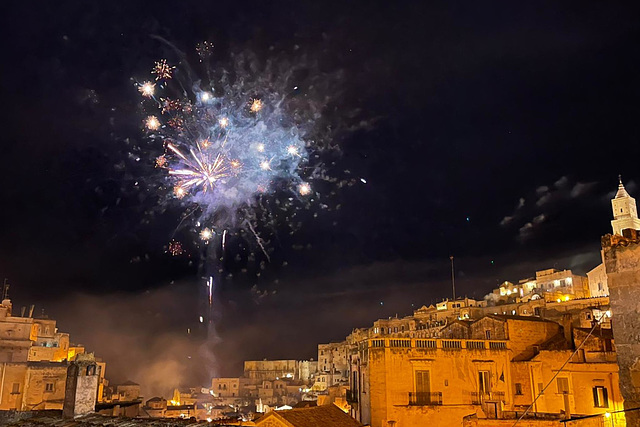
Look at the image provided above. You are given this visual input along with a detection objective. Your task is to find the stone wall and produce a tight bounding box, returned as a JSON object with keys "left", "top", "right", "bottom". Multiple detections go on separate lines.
{"left": 602, "top": 229, "right": 640, "bottom": 426}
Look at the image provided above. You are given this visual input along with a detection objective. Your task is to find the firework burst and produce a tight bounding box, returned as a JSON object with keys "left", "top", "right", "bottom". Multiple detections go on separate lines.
{"left": 152, "top": 59, "right": 175, "bottom": 81}
{"left": 167, "top": 240, "right": 184, "bottom": 256}
{"left": 249, "top": 98, "right": 263, "bottom": 113}
{"left": 135, "top": 45, "right": 349, "bottom": 269}
{"left": 138, "top": 81, "right": 155, "bottom": 97}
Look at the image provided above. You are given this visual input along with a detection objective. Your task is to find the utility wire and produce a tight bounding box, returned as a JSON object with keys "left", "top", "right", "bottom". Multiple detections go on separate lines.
{"left": 512, "top": 312, "right": 608, "bottom": 426}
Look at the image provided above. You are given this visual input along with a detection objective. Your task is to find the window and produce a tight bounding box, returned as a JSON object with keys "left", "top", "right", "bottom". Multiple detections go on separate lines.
{"left": 604, "top": 339, "right": 613, "bottom": 352}
{"left": 538, "top": 383, "right": 544, "bottom": 395}
{"left": 478, "top": 371, "right": 491, "bottom": 394}
{"left": 485, "top": 330, "right": 491, "bottom": 340}
{"left": 11, "top": 383, "right": 20, "bottom": 394}
{"left": 557, "top": 378, "right": 569, "bottom": 394}
{"left": 45, "top": 383, "right": 54, "bottom": 392}
{"left": 598, "top": 283, "right": 603, "bottom": 291}
{"left": 515, "top": 383, "right": 523, "bottom": 395}
{"left": 415, "top": 371, "right": 430, "bottom": 393}
{"left": 593, "top": 386, "right": 609, "bottom": 408}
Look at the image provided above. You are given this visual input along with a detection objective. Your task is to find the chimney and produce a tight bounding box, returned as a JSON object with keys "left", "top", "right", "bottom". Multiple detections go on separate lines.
{"left": 63, "top": 353, "right": 100, "bottom": 418}
{"left": 28, "top": 305, "right": 35, "bottom": 318}
{"left": 20, "top": 306, "right": 26, "bottom": 317}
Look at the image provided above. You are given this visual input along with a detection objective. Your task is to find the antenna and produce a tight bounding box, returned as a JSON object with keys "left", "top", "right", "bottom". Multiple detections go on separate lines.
{"left": 450, "top": 256, "right": 456, "bottom": 301}
{"left": 2, "top": 279, "right": 9, "bottom": 300}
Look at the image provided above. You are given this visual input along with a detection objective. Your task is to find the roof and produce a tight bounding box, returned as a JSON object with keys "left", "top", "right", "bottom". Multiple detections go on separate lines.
{"left": 119, "top": 380, "right": 140, "bottom": 386}
{"left": 5, "top": 413, "right": 246, "bottom": 426}
{"left": 485, "top": 314, "right": 556, "bottom": 323}
{"left": 615, "top": 178, "right": 631, "bottom": 198}
{"left": 575, "top": 327, "right": 614, "bottom": 340}
{"left": 257, "top": 404, "right": 361, "bottom": 427}
{"left": 292, "top": 401, "right": 317, "bottom": 409}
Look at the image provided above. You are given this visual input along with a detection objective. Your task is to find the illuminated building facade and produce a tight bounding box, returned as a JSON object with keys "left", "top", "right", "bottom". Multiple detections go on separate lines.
{"left": 0, "top": 298, "right": 96, "bottom": 411}
{"left": 611, "top": 178, "right": 640, "bottom": 236}
{"left": 602, "top": 229, "right": 640, "bottom": 426}
{"left": 347, "top": 314, "right": 625, "bottom": 427}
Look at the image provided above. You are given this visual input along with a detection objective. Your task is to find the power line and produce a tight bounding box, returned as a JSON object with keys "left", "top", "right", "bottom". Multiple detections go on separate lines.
{"left": 512, "top": 312, "right": 609, "bottom": 426}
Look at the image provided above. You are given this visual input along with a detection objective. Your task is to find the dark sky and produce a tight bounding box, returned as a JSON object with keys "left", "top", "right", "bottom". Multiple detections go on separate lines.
{"left": 2, "top": 1, "right": 639, "bottom": 396}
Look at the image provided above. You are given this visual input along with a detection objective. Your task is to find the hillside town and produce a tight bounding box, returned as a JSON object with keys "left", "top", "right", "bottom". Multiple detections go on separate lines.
{"left": 1, "top": 180, "right": 639, "bottom": 426}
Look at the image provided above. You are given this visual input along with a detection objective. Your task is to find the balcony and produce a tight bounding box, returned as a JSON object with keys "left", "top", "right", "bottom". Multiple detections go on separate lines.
{"left": 367, "top": 338, "right": 507, "bottom": 351}
{"left": 471, "top": 391, "right": 505, "bottom": 404}
{"left": 408, "top": 392, "right": 443, "bottom": 406}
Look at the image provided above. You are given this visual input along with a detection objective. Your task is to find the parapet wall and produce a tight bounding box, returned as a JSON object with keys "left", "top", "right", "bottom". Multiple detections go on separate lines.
{"left": 602, "top": 228, "right": 640, "bottom": 426}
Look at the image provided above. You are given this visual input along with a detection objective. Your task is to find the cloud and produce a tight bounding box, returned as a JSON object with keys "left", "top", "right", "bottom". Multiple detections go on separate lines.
{"left": 518, "top": 222, "right": 534, "bottom": 239}
{"left": 500, "top": 176, "right": 606, "bottom": 242}
{"left": 570, "top": 182, "right": 596, "bottom": 198}
{"left": 533, "top": 214, "right": 546, "bottom": 224}
{"left": 500, "top": 216, "right": 514, "bottom": 226}
{"left": 499, "top": 198, "right": 525, "bottom": 227}
{"left": 536, "top": 185, "right": 549, "bottom": 195}
{"left": 554, "top": 176, "right": 569, "bottom": 188}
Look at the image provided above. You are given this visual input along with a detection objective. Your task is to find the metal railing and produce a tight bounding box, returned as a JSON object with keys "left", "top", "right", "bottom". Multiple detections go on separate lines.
{"left": 408, "top": 392, "right": 443, "bottom": 406}
{"left": 367, "top": 338, "right": 507, "bottom": 351}
{"left": 471, "top": 391, "right": 505, "bottom": 404}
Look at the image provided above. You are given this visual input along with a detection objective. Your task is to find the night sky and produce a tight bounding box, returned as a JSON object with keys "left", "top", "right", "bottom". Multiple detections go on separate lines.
{"left": 2, "top": 2, "right": 639, "bottom": 395}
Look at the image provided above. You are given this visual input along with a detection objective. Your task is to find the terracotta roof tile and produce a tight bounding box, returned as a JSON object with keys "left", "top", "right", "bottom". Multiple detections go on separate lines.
{"left": 258, "top": 405, "right": 361, "bottom": 427}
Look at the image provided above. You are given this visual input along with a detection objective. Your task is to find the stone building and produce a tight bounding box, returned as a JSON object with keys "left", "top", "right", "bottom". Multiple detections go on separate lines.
{"left": 63, "top": 353, "right": 101, "bottom": 418}
{"left": 347, "top": 313, "right": 624, "bottom": 427}
{"left": 611, "top": 177, "right": 640, "bottom": 236}
{"left": 255, "top": 404, "right": 362, "bottom": 427}
{"left": 0, "top": 298, "right": 94, "bottom": 411}
{"left": 585, "top": 177, "right": 640, "bottom": 298}
{"left": 603, "top": 228, "right": 640, "bottom": 426}
{"left": 316, "top": 342, "right": 349, "bottom": 391}
{"left": 244, "top": 360, "right": 299, "bottom": 383}
{"left": 211, "top": 377, "right": 244, "bottom": 397}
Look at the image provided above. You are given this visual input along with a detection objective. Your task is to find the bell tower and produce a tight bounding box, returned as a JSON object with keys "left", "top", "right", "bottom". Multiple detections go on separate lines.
{"left": 611, "top": 176, "right": 640, "bottom": 235}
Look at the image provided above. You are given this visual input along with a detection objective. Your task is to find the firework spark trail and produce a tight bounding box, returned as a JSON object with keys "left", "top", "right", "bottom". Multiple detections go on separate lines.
{"left": 138, "top": 50, "right": 322, "bottom": 259}
{"left": 244, "top": 219, "right": 270, "bottom": 262}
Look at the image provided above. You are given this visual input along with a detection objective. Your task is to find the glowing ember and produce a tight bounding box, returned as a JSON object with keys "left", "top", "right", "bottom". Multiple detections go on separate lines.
{"left": 145, "top": 116, "right": 161, "bottom": 130}
{"left": 250, "top": 98, "right": 263, "bottom": 113}
{"left": 167, "top": 240, "right": 184, "bottom": 256}
{"left": 298, "top": 182, "right": 311, "bottom": 196}
{"left": 138, "top": 81, "right": 155, "bottom": 97}
{"left": 152, "top": 59, "right": 175, "bottom": 81}
{"left": 155, "top": 155, "right": 168, "bottom": 168}
{"left": 200, "top": 228, "right": 213, "bottom": 241}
